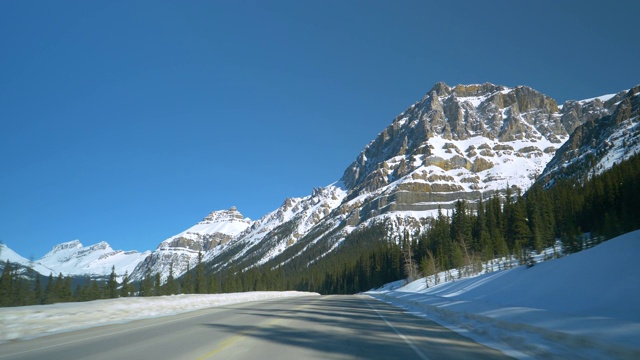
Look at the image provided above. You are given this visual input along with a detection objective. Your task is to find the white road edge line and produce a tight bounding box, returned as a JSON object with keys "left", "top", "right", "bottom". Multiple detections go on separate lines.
{"left": 365, "top": 299, "right": 431, "bottom": 360}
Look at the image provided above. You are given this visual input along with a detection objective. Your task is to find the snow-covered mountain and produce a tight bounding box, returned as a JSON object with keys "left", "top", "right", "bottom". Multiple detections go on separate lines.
{"left": 0, "top": 243, "right": 53, "bottom": 276}
{"left": 539, "top": 85, "right": 640, "bottom": 186}
{"left": 337, "top": 82, "right": 614, "bottom": 223}
{"left": 1, "top": 240, "right": 149, "bottom": 279}
{"left": 130, "top": 207, "right": 252, "bottom": 281}
{"left": 38, "top": 240, "right": 150, "bottom": 278}
{"left": 203, "top": 185, "right": 347, "bottom": 272}
{"left": 127, "top": 82, "right": 636, "bottom": 281}
{"left": 7, "top": 82, "right": 637, "bottom": 283}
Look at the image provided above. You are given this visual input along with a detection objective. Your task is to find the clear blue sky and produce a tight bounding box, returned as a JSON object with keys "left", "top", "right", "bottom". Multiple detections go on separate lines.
{"left": 1, "top": 1, "right": 638, "bottom": 258}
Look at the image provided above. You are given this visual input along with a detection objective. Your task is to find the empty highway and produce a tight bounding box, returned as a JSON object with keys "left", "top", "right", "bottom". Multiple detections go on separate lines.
{"left": 0, "top": 295, "right": 510, "bottom": 359}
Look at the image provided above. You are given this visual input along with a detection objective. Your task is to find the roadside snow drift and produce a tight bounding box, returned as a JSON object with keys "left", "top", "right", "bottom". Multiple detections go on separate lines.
{"left": 0, "top": 291, "right": 318, "bottom": 343}
{"left": 368, "top": 230, "right": 640, "bottom": 359}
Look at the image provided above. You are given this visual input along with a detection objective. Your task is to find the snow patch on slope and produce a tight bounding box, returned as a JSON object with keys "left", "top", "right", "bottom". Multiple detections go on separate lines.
{"left": 37, "top": 240, "right": 149, "bottom": 278}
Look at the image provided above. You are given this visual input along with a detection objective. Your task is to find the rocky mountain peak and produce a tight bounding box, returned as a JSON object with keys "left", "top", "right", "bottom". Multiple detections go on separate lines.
{"left": 341, "top": 82, "right": 567, "bottom": 192}
{"left": 201, "top": 207, "right": 247, "bottom": 224}
{"left": 539, "top": 85, "right": 640, "bottom": 186}
{"left": 338, "top": 82, "right": 619, "bottom": 226}
{"left": 44, "top": 240, "right": 83, "bottom": 256}
{"left": 452, "top": 83, "right": 506, "bottom": 97}
{"left": 131, "top": 208, "right": 253, "bottom": 282}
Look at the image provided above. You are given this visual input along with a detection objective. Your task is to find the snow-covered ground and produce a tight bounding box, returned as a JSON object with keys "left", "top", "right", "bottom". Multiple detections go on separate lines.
{"left": 0, "top": 291, "right": 318, "bottom": 343}
{"left": 367, "top": 230, "right": 640, "bottom": 359}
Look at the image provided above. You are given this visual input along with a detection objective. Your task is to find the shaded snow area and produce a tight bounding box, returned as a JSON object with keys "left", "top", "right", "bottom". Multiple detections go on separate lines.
{"left": 367, "top": 230, "right": 640, "bottom": 359}
{"left": 0, "top": 291, "right": 317, "bottom": 343}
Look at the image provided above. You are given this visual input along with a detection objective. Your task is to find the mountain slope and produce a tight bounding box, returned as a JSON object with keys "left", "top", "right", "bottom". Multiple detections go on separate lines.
{"left": 337, "top": 82, "right": 613, "bottom": 223}
{"left": 0, "top": 243, "right": 53, "bottom": 276}
{"left": 130, "top": 207, "right": 252, "bottom": 281}
{"left": 129, "top": 82, "right": 630, "bottom": 280}
{"left": 539, "top": 85, "right": 640, "bottom": 186}
{"left": 37, "top": 240, "right": 149, "bottom": 278}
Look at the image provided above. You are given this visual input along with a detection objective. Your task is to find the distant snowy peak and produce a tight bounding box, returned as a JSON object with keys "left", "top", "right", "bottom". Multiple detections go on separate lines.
{"left": 160, "top": 207, "right": 252, "bottom": 249}
{"left": 36, "top": 240, "right": 149, "bottom": 277}
{"left": 131, "top": 208, "right": 252, "bottom": 282}
{"left": 43, "top": 240, "right": 83, "bottom": 256}
{"left": 204, "top": 184, "right": 348, "bottom": 270}
{"left": 201, "top": 206, "right": 246, "bottom": 222}
{"left": 190, "top": 207, "right": 252, "bottom": 236}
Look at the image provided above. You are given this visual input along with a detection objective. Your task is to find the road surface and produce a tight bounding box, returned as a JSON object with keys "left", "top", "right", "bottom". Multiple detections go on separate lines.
{"left": 0, "top": 295, "right": 511, "bottom": 359}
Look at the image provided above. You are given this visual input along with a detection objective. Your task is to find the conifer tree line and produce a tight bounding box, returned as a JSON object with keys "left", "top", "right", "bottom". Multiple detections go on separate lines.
{"left": 0, "top": 264, "right": 129, "bottom": 307}
{"left": 1, "top": 153, "right": 639, "bottom": 306}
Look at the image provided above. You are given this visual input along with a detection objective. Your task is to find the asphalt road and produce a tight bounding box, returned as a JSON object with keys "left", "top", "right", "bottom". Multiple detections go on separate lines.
{"left": 0, "top": 295, "right": 511, "bottom": 359}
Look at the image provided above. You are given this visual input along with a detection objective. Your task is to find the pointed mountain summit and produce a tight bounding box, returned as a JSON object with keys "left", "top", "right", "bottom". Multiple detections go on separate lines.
{"left": 37, "top": 240, "right": 149, "bottom": 278}
{"left": 130, "top": 207, "right": 252, "bottom": 281}
{"left": 337, "top": 82, "right": 615, "bottom": 226}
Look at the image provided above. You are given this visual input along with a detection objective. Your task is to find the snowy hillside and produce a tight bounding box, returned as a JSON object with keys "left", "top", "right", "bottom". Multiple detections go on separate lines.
{"left": 130, "top": 207, "right": 252, "bottom": 282}
{"left": 0, "top": 243, "right": 53, "bottom": 276}
{"left": 368, "top": 230, "right": 640, "bottom": 359}
{"left": 539, "top": 85, "right": 639, "bottom": 185}
{"left": 1, "top": 241, "right": 149, "bottom": 279}
{"left": 204, "top": 184, "right": 347, "bottom": 271}
{"left": 39, "top": 240, "right": 150, "bottom": 278}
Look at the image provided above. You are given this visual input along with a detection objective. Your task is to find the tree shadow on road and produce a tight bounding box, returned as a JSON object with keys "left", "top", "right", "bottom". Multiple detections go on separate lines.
{"left": 200, "top": 295, "right": 511, "bottom": 359}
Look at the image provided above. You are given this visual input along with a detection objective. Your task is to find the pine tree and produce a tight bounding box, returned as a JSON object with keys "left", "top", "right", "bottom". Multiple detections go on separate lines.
{"left": 88, "top": 279, "right": 102, "bottom": 300}
{"left": 107, "top": 266, "right": 118, "bottom": 298}
{"left": 120, "top": 271, "right": 132, "bottom": 297}
{"left": 402, "top": 239, "right": 418, "bottom": 282}
{"left": 474, "top": 196, "right": 493, "bottom": 261}
{"left": 43, "top": 273, "right": 54, "bottom": 304}
{"left": 154, "top": 273, "right": 161, "bottom": 296}
{"left": 33, "top": 274, "right": 43, "bottom": 304}
{"left": 166, "top": 261, "right": 178, "bottom": 295}
{"left": 0, "top": 260, "right": 14, "bottom": 306}
{"left": 140, "top": 271, "right": 154, "bottom": 297}
{"left": 195, "top": 252, "right": 207, "bottom": 294}
{"left": 60, "top": 275, "right": 73, "bottom": 302}
{"left": 182, "top": 263, "right": 194, "bottom": 294}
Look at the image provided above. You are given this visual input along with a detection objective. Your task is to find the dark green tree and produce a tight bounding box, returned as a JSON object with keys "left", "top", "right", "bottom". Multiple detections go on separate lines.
{"left": 195, "top": 252, "right": 207, "bottom": 294}
{"left": 0, "top": 261, "right": 14, "bottom": 306}
{"left": 107, "top": 266, "right": 118, "bottom": 298}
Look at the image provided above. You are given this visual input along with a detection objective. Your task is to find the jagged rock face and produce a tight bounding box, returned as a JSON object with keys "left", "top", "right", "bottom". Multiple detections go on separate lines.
{"left": 338, "top": 82, "right": 616, "bottom": 224}
{"left": 130, "top": 207, "right": 252, "bottom": 281}
{"left": 204, "top": 185, "right": 347, "bottom": 271}
{"left": 539, "top": 86, "right": 640, "bottom": 186}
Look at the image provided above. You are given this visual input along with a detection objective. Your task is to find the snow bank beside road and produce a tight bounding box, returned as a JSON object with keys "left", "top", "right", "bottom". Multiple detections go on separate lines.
{"left": 0, "top": 291, "right": 318, "bottom": 343}
{"left": 368, "top": 230, "right": 640, "bottom": 359}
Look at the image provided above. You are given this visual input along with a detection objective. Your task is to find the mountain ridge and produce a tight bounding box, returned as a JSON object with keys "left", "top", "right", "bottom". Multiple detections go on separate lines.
{"left": 4, "top": 82, "right": 638, "bottom": 283}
